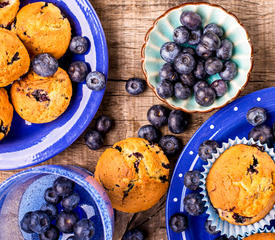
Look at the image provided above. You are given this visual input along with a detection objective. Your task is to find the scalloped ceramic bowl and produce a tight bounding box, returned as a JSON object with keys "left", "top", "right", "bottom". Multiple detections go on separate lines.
{"left": 141, "top": 3, "right": 253, "bottom": 113}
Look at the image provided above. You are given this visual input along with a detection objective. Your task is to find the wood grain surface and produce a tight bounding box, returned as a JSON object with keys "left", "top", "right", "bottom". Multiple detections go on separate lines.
{"left": 0, "top": 0, "right": 275, "bottom": 239}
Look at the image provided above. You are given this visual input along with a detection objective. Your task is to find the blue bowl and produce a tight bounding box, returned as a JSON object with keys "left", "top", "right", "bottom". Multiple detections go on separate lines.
{"left": 0, "top": 0, "right": 108, "bottom": 170}
{"left": 0, "top": 165, "right": 114, "bottom": 240}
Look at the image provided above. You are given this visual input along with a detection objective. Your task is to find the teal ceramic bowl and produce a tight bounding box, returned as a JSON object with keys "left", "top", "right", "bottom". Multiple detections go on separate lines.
{"left": 141, "top": 3, "right": 253, "bottom": 113}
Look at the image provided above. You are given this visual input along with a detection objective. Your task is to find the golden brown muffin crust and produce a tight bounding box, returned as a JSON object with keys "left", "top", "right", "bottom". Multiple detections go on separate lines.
{"left": 0, "top": 0, "right": 20, "bottom": 27}
{"left": 244, "top": 233, "right": 275, "bottom": 240}
{"left": 0, "top": 88, "right": 13, "bottom": 140}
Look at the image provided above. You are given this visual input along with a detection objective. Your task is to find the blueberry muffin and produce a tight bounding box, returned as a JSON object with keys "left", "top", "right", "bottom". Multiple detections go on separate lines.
{"left": 95, "top": 138, "right": 170, "bottom": 213}
{"left": 11, "top": 68, "right": 72, "bottom": 124}
{"left": 0, "top": 0, "right": 20, "bottom": 27}
{"left": 244, "top": 233, "right": 275, "bottom": 240}
{"left": 206, "top": 144, "right": 275, "bottom": 225}
{"left": 13, "top": 2, "right": 71, "bottom": 59}
{"left": 0, "top": 88, "right": 13, "bottom": 140}
{"left": 0, "top": 28, "right": 30, "bottom": 87}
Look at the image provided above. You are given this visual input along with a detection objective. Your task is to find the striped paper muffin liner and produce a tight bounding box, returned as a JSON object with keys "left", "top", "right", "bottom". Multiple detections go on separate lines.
{"left": 238, "top": 226, "right": 275, "bottom": 239}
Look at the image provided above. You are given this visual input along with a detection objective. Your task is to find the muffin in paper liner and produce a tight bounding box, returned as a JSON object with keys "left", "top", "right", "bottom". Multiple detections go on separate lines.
{"left": 200, "top": 137, "right": 275, "bottom": 238}
{"left": 238, "top": 226, "right": 275, "bottom": 239}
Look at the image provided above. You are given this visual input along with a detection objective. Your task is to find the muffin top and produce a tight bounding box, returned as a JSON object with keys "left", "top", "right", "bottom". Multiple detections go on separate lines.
{"left": 206, "top": 144, "right": 275, "bottom": 225}
{"left": 0, "top": 0, "right": 20, "bottom": 27}
{"left": 243, "top": 233, "right": 275, "bottom": 240}
{"left": 0, "top": 88, "right": 13, "bottom": 140}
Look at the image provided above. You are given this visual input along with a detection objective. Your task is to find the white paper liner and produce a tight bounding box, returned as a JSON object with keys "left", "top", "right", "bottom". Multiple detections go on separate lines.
{"left": 238, "top": 226, "right": 275, "bottom": 239}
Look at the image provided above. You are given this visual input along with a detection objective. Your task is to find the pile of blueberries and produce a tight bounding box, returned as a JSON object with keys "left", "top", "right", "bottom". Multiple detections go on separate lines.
{"left": 156, "top": 11, "right": 238, "bottom": 107}
{"left": 20, "top": 177, "right": 95, "bottom": 240}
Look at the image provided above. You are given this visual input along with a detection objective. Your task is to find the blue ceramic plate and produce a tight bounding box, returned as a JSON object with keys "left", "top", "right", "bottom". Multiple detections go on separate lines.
{"left": 166, "top": 87, "right": 275, "bottom": 240}
{"left": 0, "top": 0, "right": 108, "bottom": 170}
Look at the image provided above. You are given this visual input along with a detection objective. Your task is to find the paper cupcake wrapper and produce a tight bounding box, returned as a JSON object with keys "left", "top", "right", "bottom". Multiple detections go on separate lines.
{"left": 238, "top": 226, "right": 275, "bottom": 239}
{"left": 200, "top": 137, "right": 275, "bottom": 238}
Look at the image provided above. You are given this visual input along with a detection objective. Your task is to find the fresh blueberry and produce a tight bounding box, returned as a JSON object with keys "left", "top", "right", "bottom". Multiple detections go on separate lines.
{"left": 203, "top": 23, "right": 224, "bottom": 38}
{"left": 184, "top": 171, "right": 201, "bottom": 191}
{"left": 53, "top": 177, "right": 74, "bottom": 198}
{"left": 228, "top": 237, "right": 238, "bottom": 240}
{"left": 174, "top": 82, "right": 191, "bottom": 100}
{"left": 138, "top": 125, "right": 161, "bottom": 143}
{"left": 216, "top": 39, "right": 233, "bottom": 60}
{"left": 147, "top": 105, "right": 170, "bottom": 128}
{"left": 200, "top": 32, "right": 221, "bottom": 51}
{"left": 32, "top": 53, "right": 58, "bottom": 77}
{"left": 122, "top": 229, "right": 144, "bottom": 240}
{"left": 68, "top": 61, "right": 88, "bottom": 83}
{"left": 273, "top": 123, "right": 275, "bottom": 136}
{"left": 180, "top": 11, "right": 202, "bottom": 30}
{"left": 160, "top": 42, "right": 181, "bottom": 63}
{"left": 168, "top": 110, "right": 189, "bottom": 134}
{"left": 56, "top": 211, "right": 78, "bottom": 233}
{"left": 29, "top": 211, "right": 51, "bottom": 234}
{"left": 66, "top": 237, "right": 76, "bottom": 240}
{"left": 180, "top": 73, "right": 196, "bottom": 87}
{"left": 44, "top": 187, "right": 60, "bottom": 204}
{"left": 125, "top": 78, "right": 146, "bottom": 95}
{"left": 205, "top": 57, "right": 223, "bottom": 75}
{"left": 69, "top": 36, "right": 89, "bottom": 54}
{"left": 173, "top": 26, "right": 190, "bottom": 45}
{"left": 246, "top": 107, "right": 267, "bottom": 126}
{"left": 159, "top": 63, "right": 178, "bottom": 82}
{"left": 159, "top": 135, "right": 182, "bottom": 155}
{"left": 20, "top": 212, "right": 33, "bottom": 234}
{"left": 211, "top": 80, "right": 228, "bottom": 97}
{"left": 184, "top": 193, "right": 204, "bottom": 216}
{"left": 84, "top": 130, "right": 104, "bottom": 150}
{"left": 86, "top": 71, "right": 106, "bottom": 91}
{"left": 156, "top": 80, "right": 174, "bottom": 99}
{"left": 194, "top": 60, "right": 207, "bottom": 80}
{"left": 188, "top": 29, "right": 202, "bottom": 45}
{"left": 215, "top": 236, "right": 228, "bottom": 240}
{"left": 61, "top": 192, "right": 80, "bottom": 212}
{"left": 169, "top": 213, "right": 188, "bottom": 233}
{"left": 193, "top": 81, "right": 209, "bottom": 93}
{"left": 248, "top": 125, "right": 273, "bottom": 147}
{"left": 39, "top": 226, "right": 60, "bottom": 240}
{"left": 95, "top": 115, "right": 113, "bottom": 134}
{"left": 195, "top": 87, "right": 216, "bottom": 107}
{"left": 182, "top": 47, "right": 196, "bottom": 56}
{"left": 205, "top": 220, "right": 220, "bottom": 235}
{"left": 219, "top": 61, "right": 237, "bottom": 81}
{"left": 74, "top": 219, "right": 95, "bottom": 240}
{"left": 174, "top": 53, "right": 196, "bottom": 74}
{"left": 196, "top": 44, "right": 213, "bottom": 59}
{"left": 198, "top": 140, "right": 219, "bottom": 161}
{"left": 41, "top": 203, "right": 58, "bottom": 219}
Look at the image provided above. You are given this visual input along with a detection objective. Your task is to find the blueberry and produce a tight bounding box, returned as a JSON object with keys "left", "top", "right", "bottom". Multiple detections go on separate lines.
{"left": 156, "top": 80, "right": 174, "bottom": 99}
{"left": 203, "top": 23, "right": 224, "bottom": 38}
{"left": 159, "top": 63, "right": 178, "bottom": 82}
{"left": 125, "top": 78, "right": 146, "bottom": 95}
{"left": 122, "top": 229, "right": 144, "bottom": 240}
{"left": 44, "top": 187, "right": 60, "bottom": 204}
{"left": 195, "top": 87, "right": 216, "bottom": 107}
{"left": 205, "top": 57, "right": 223, "bottom": 75}
{"left": 39, "top": 226, "right": 60, "bottom": 240}
{"left": 248, "top": 125, "right": 273, "bottom": 147}
{"left": 160, "top": 42, "right": 181, "bottom": 63}
{"left": 215, "top": 236, "right": 229, "bottom": 240}
{"left": 205, "top": 220, "right": 220, "bottom": 235}
{"left": 180, "top": 11, "right": 202, "bottom": 30}
{"left": 138, "top": 125, "right": 161, "bottom": 143}
{"left": 159, "top": 135, "right": 182, "bottom": 155}
{"left": 184, "top": 193, "right": 204, "bottom": 216}
{"left": 95, "top": 115, "right": 113, "bottom": 134}
{"left": 194, "top": 60, "right": 207, "bottom": 80}
{"left": 168, "top": 110, "right": 189, "bottom": 134}
{"left": 68, "top": 61, "right": 88, "bottom": 83}
{"left": 180, "top": 73, "right": 196, "bottom": 87}
{"left": 20, "top": 212, "right": 33, "bottom": 234}
{"left": 169, "top": 213, "right": 188, "bottom": 233}
{"left": 61, "top": 192, "right": 80, "bottom": 212}
{"left": 246, "top": 107, "right": 267, "bottom": 126}
{"left": 211, "top": 80, "right": 228, "bottom": 97}
{"left": 147, "top": 105, "right": 170, "bottom": 128}
{"left": 174, "top": 53, "right": 196, "bottom": 74}
{"left": 174, "top": 82, "right": 191, "bottom": 100}
{"left": 216, "top": 39, "right": 233, "bottom": 60}
{"left": 29, "top": 211, "right": 51, "bottom": 234}
{"left": 84, "top": 130, "right": 104, "bottom": 150}
{"left": 200, "top": 32, "right": 221, "bottom": 51}
{"left": 193, "top": 81, "right": 209, "bottom": 93}
{"left": 173, "top": 26, "right": 190, "bottom": 45}
{"left": 69, "top": 36, "right": 89, "bottom": 54}
{"left": 198, "top": 140, "right": 219, "bottom": 161}
{"left": 182, "top": 47, "right": 196, "bottom": 56}
{"left": 219, "top": 61, "right": 237, "bottom": 81}
{"left": 183, "top": 171, "right": 201, "bottom": 191}
{"left": 53, "top": 177, "right": 74, "bottom": 197}
{"left": 56, "top": 211, "right": 78, "bottom": 233}
{"left": 66, "top": 237, "right": 76, "bottom": 240}
{"left": 74, "top": 219, "right": 95, "bottom": 240}
{"left": 188, "top": 29, "right": 202, "bottom": 45}
{"left": 86, "top": 71, "right": 106, "bottom": 91}
{"left": 41, "top": 203, "right": 58, "bottom": 219}
{"left": 273, "top": 123, "right": 275, "bottom": 136}
{"left": 196, "top": 44, "right": 213, "bottom": 59}
{"left": 32, "top": 53, "right": 58, "bottom": 77}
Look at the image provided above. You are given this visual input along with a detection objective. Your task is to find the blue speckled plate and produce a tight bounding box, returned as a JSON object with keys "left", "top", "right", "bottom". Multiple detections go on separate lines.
{"left": 0, "top": 0, "right": 108, "bottom": 170}
{"left": 166, "top": 87, "right": 275, "bottom": 240}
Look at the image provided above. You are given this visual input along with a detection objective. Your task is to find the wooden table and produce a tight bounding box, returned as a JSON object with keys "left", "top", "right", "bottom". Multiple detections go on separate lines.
{"left": 1, "top": 0, "right": 274, "bottom": 239}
